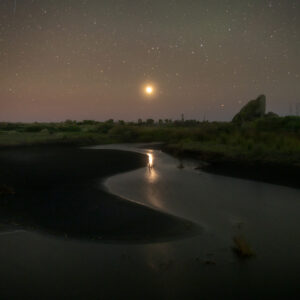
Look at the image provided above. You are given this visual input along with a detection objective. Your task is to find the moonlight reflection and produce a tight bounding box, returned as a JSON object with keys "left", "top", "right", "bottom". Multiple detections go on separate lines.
{"left": 148, "top": 153, "right": 154, "bottom": 169}
{"left": 146, "top": 152, "right": 158, "bottom": 183}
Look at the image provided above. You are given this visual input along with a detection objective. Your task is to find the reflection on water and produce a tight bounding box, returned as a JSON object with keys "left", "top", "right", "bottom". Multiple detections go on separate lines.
{"left": 147, "top": 152, "right": 154, "bottom": 169}
{"left": 145, "top": 151, "right": 163, "bottom": 208}
{"left": 147, "top": 167, "right": 158, "bottom": 184}
{"left": 98, "top": 144, "right": 300, "bottom": 299}
{"left": 146, "top": 152, "right": 158, "bottom": 184}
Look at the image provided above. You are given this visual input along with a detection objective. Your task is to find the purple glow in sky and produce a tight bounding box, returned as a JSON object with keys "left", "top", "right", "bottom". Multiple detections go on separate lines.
{"left": 0, "top": 0, "right": 299, "bottom": 122}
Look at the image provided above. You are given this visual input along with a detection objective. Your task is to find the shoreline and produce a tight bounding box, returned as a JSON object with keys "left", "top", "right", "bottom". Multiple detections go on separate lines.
{"left": 162, "top": 145, "right": 300, "bottom": 189}
{"left": 1, "top": 144, "right": 300, "bottom": 299}
{"left": 1, "top": 140, "right": 300, "bottom": 190}
{"left": 0, "top": 146, "right": 199, "bottom": 243}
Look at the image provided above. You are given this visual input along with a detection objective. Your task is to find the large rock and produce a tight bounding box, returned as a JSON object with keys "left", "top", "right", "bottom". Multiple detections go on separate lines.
{"left": 232, "top": 95, "right": 266, "bottom": 123}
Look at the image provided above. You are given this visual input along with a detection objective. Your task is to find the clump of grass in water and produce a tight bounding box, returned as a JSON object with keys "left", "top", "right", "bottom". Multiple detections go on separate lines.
{"left": 233, "top": 235, "right": 255, "bottom": 258}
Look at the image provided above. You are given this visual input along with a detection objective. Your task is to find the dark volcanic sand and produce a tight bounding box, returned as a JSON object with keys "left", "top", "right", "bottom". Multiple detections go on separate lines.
{"left": 1, "top": 145, "right": 300, "bottom": 299}
{"left": 0, "top": 146, "right": 199, "bottom": 242}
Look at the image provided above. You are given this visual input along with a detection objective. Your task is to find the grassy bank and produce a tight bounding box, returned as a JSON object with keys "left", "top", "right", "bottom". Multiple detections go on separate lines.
{"left": 1, "top": 117, "right": 300, "bottom": 185}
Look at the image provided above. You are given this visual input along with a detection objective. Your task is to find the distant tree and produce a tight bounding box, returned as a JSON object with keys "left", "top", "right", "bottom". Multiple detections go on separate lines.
{"left": 184, "top": 119, "right": 198, "bottom": 126}
{"left": 174, "top": 120, "right": 182, "bottom": 126}
{"left": 64, "top": 119, "right": 76, "bottom": 125}
{"left": 158, "top": 119, "right": 163, "bottom": 125}
{"left": 164, "top": 119, "right": 172, "bottom": 125}
{"left": 82, "top": 120, "right": 97, "bottom": 125}
{"left": 138, "top": 118, "right": 143, "bottom": 125}
{"left": 146, "top": 118, "right": 154, "bottom": 126}
{"left": 105, "top": 119, "right": 114, "bottom": 124}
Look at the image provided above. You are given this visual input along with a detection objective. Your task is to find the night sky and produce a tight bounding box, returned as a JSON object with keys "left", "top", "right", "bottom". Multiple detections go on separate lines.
{"left": 0, "top": 0, "right": 299, "bottom": 122}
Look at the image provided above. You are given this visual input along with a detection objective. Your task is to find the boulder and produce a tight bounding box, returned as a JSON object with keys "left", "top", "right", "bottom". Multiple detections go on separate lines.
{"left": 232, "top": 95, "right": 266, "bottom": 123}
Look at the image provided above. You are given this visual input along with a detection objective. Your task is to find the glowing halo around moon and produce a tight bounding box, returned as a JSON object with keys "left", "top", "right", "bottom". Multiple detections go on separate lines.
{"left": 141, "top": 83, "right": 156, "bottom": 98}
{"left": 145, "top": 86, "right": 153, "bottom": 95}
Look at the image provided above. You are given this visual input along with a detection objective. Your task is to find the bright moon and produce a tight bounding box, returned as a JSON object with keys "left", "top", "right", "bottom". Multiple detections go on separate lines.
{"left": 145, "top": 86, "right": 153, "bottom": 95}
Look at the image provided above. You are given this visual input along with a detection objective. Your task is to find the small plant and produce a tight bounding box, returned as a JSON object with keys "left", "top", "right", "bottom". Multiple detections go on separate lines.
{"left": 233, "top": 235, "right": 255, "bottom": 258}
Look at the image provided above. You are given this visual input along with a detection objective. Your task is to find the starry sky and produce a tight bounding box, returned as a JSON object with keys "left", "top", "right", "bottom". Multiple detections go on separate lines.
{"left": 0, "top": 0, "right": 299, "bottom": 122}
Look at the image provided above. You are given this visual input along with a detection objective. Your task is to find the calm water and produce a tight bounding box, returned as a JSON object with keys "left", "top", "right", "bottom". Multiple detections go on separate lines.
{"left": 0, "top": 144, "right": 300, "bottom": 299}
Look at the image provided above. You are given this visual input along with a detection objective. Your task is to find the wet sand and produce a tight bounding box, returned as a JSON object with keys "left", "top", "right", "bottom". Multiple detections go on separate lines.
{"left": 1, "top": 145, "right": 300, "bottom": 299}
{"left": 0, "top": 146, "right": 198, "bottom": 242}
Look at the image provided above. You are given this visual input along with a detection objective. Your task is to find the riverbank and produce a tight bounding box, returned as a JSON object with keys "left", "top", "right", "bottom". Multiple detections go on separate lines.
{"left": 1, "top": 116, "right": 300, "bottom": 189}
{"left": 1, "top": 144, "right": 300, "bottom": 299}
{"left": 97, "top": 144, "right": 300, "bottom": 299}
{"left": 163, "top": 143, "right": 300, "bottom": 189}
{"left": 0, "top": 146, "right": 198, "bottom": 242}
{"left": 1, "top": 134, "right": 300, "bottom": 190}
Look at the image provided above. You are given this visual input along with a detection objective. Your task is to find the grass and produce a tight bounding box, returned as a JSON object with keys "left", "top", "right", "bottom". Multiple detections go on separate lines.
{"left": 0, "top": 131, "right": 116, "bottom": 147}
{"left": 0, "top": 116, "right": 300, "bottom": 168}
{"left": 233, "top": 236, "right": 255, "bottom": 258}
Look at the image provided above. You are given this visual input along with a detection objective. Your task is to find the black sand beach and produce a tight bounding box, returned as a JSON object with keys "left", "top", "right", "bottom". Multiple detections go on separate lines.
{"left": 0, "top": 146, "right": 198, "bottom": 242}
{"left": 1, "top": 145, "right": 300, "bottom": 300}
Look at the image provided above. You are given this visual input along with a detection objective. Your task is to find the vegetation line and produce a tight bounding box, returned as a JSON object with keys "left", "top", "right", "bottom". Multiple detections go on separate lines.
{"left": 1, "top": 96, "right": 300, "bottom": 187}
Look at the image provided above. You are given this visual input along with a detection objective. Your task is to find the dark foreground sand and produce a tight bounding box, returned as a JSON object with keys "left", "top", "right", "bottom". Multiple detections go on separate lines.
{"left": 1, "top": 146, "right": 300, "bottom": 299}
{"left": 0, "top": 146, "right": 199, "bottom": 242}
